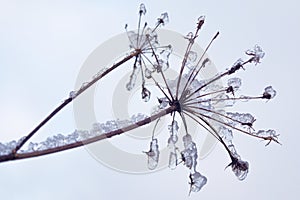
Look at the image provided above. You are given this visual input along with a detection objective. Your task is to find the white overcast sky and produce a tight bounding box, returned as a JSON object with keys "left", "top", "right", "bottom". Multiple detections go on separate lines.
{"left": 0, "top": 0, "right": 299, "bottom": 199}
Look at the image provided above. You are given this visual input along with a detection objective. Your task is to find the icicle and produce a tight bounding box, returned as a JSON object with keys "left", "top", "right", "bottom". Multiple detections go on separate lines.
{"left": 144, "top": 138, "right": 160, "bottom": 170}
{"left": 189, "top": 172, "right": 207, "bottom": 193}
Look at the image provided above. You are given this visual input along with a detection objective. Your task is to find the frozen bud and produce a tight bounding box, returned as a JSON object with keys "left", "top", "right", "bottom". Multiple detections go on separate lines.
{"left": 141, "top": 86, "right": 151, "bottom": 102}
{"left": 227, "top": 77, "right": 242, "bottom": 90}
{"left": 145, "top": 138, "right": 160, "bottom": 170}
{"left": 197, "top": 16, "right": 205, "bottom": 29}
{"left": 228, "top": 59, "right": 244, "bottom": 75}
{"left": 228, "top": 157, "right": 249, "bottom": 181}
{"left": 246, "top": 45, "right": 265, "bottom": 64}
{"left": 139, "top": 3, "right": 146, "bottom": 15}
{"left": 189, "top": 172, "right": 207, "bottom": 193}
{"left": 126, "top": 80, "right": 135, "bottom": 91}
{"left": 157, "top": 12, "right": 169, "bottom": 26}
{"left": 263, "top": 86, "right": 276, "bottom": 99}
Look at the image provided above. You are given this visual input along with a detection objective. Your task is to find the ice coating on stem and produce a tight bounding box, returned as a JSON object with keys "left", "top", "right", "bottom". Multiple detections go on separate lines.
{"left": 181, "top": 134, "right": 198, "bottom": 172}
{"left": 167, "top": 120, "right": 179, "bottom": 169}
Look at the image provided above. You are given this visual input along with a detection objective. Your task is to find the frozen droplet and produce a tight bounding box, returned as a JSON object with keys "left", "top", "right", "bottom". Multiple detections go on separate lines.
{"left": 187, "top": 51, "right": 197, "bottom": 63}
{"left": 263, "top": 86, "right": 276, "bottom": 99}
{"left": 145, "top": 68, "right": 152, "bottom": 79}
{"left": 126, "top": 74, "right": 137, "bottom": 91}
{"left": 139, "top": 3, "right": 146, "bottom": 15}
{"left": 69, "top": 91, "right": 77, "bottom": 98}
{"left": 145, "top": 138, "right": 160, "bottom": 170}
{"left": 141, "top": 87, "right": 151, "bottom": 102}
{"left": 168, "top": 152, "right": 177, "bottom": 170}
{"left": 230, "top": 158, "right": 249, "bottom": 181}
{"left": 227, "top": 77, "right": 242, "bottom": 90}
{"left": 189, "top": 172, "right": 207, "bottom": 193}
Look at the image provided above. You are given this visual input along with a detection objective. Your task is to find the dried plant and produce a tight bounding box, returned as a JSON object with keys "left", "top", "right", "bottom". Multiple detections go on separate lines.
{"left": 0, "top": 3, "right": 279, "bottom": 194}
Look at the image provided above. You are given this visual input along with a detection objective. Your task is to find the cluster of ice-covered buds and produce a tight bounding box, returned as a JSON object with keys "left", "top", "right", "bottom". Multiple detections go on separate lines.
{"left": 126, "top": 3, "right": 278, "bottom": 195}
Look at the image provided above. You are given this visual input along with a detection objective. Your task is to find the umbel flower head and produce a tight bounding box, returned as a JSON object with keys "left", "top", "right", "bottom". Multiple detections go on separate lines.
{"left": 125, "top": 4, "right": 279, "bottom": 194}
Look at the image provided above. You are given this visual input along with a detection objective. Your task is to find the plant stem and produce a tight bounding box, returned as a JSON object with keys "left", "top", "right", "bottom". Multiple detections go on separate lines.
{"left": 13, "top": 50, "right": 141, "bottom": 155}
{"left": 1, "top": 106, "right": 175, "bottom": 163}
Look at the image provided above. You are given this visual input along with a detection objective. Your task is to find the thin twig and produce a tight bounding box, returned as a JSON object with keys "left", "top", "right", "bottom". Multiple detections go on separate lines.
{"left": 13, "top": 50, "right": 141, "bottom": 154}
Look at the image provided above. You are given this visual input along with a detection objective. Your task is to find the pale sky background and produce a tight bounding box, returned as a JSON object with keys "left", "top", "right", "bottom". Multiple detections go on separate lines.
{"left": 0, "top": 0, "right": 299, "bottom": 199}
